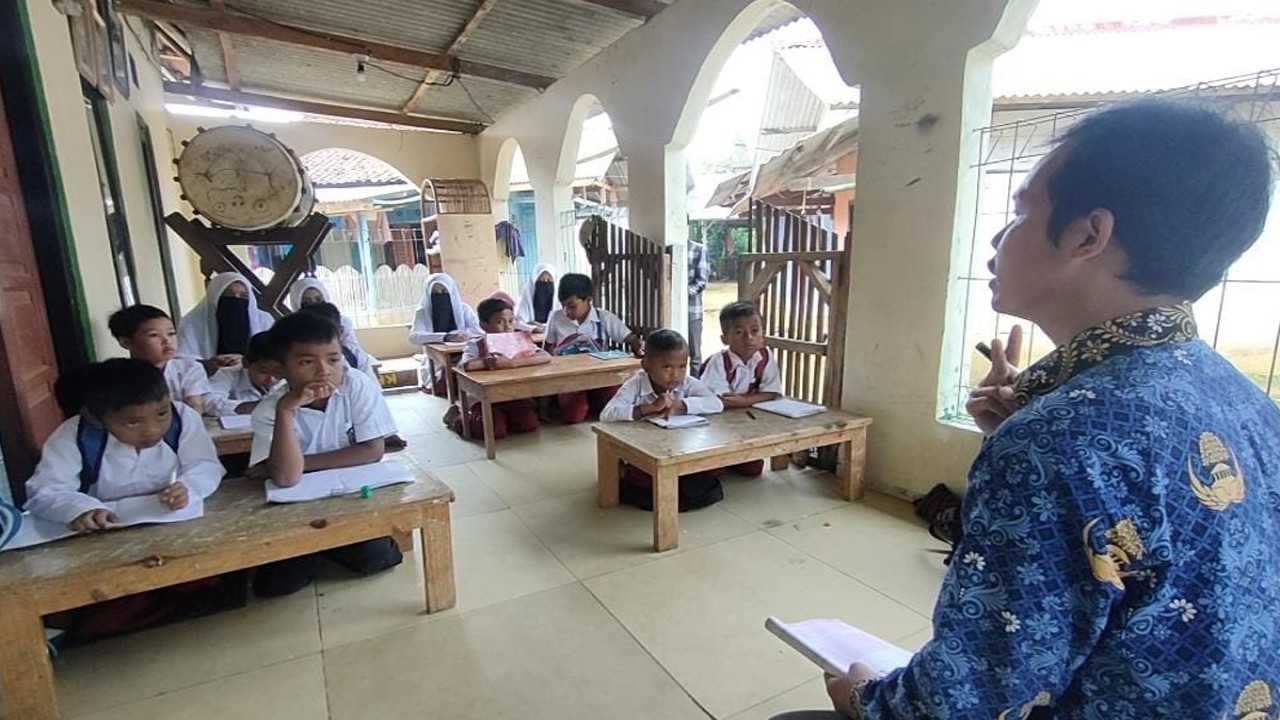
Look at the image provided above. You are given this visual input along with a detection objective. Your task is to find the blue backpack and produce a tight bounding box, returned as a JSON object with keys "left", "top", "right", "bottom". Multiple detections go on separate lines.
{"left": 75, "top": 404, "right": 183, "bottom": 493}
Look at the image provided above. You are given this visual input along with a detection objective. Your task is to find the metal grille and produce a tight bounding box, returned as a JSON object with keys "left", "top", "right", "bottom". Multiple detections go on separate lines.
{"left": 944, "top": 69, "right": 1280, "bottom": 423}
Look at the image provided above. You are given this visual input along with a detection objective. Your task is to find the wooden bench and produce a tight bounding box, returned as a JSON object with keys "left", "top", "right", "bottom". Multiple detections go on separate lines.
{"left": 203, "top": 416, "right": 253, "bottom": 457}
{"left": 593, "top": 408, "right": 872, "bottom": 552}
{"left": 0, "top": 458, "right": 455, "bottom": 720}
{"left": 454, "top": 354, "right": 640, "bottom": 459}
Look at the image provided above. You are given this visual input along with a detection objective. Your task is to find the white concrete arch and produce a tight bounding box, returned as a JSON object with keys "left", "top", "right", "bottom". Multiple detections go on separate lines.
{"left": 491, "top": 137, "right": 521, "bottom": 203}
{"left": 557, "top": 93, "right": 609, "bottom": 186}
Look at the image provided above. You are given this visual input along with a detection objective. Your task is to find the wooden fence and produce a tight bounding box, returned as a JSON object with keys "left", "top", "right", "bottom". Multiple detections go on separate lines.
{"left": 580, "top": 216, "right": 671, "bottom": 343}
{"left": 739, "top": 200, "right": 849, "bottom": 407}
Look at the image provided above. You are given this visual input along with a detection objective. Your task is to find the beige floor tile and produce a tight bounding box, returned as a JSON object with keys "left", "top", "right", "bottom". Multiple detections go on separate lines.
{"left": 56, "top": 587, "right": 320, "bottom": 717}
{"left": 424, "top": 462, "right": 508, "bottom": 519}
{"left": 767, "top": 497, "right": 947, "bottom": 618}
{"left": 404, "top": 430, "right": 490, "bottom": 468}
{"left": 323, "top": 584, "right": 709, "bottom": 720}
{"left": 726, "top": 676, "right": 832, "bottom": 720}
{"left": 69, "top": 655, "right": 329, "bottom": 720}
{"left": 513, "top": 490, "right": 757, "bottom": 579}
{"left": 316, "top": 509, "right": 575, "bottom": 649}
{"left": 718, "top": 467, "right": 854, "bottom": 528}
{"left": 899, "top": 626, "right": 933, "bottom": 652}
{"left": 465, "top": 438, "right": 599, "bottom": 507}
{"left": 584, "top": 532, "right": 929, "bottom": 719}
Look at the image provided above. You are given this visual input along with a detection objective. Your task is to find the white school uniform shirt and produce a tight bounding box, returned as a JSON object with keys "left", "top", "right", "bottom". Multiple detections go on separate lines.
{"left": 249, "top": 369, "right": 397, "bottom": 466}
{"left": 164, "top": 356, "right": 212, "bottom": 404}
{"left": 407, "top": 273, "right": 482, "bottom": 346}
{"left": 204, "top": 366, "right": 282, "bottom": 417}
{"left": 24, "top": 404, "right": 224, "bottom": 525}
{"left": 543, "top": 307, "right": 631, "bottom": 351}
{"left": 698, "top": 348, "right": 783, "bottom": 396}
{"left": 599, "top": 370, "right": 724, "bottom": 423}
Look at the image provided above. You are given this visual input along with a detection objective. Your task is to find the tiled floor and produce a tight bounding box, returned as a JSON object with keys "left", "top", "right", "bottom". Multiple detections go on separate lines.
{"left": 53, "top": 393, "right": 947, "bottom": 720}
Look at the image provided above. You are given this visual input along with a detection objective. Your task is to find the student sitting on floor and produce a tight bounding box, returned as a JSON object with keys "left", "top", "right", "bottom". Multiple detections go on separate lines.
{"left": 601, "top": 330, "right": 726, "bottom": 511}
{"left": 515, "top": 263, "right": 560, "bottom": 332}
{"left": 27, "top": 358, "right": 223, "bottom": 531}
{"left": 698, "top": 300, "right": 783, "bottom": 477}
{"left": 204, "top": 331, "right": 282, "bottom": 416}
{"left": 288, "top": 277, "right": 373, "bottom": 361}
{"left": 247, "top": 312, "right": 403, "bottom": 597}
{"left": 298, "top": 301, "right": 377, "bottom": 379}
{"left": 110, "top": 304, "right": 210, "bottom": 414}
{"left": 408, "top": 272, "right": 482, "bottom": 395}
{"left": 177, "top": 272, "right": 275, "bottom": 372}
{"left": 544, "top": 272, "right": 642, "bottom": 423}
{"left": 449, "top": 297, "right": 551, "bottom": 439}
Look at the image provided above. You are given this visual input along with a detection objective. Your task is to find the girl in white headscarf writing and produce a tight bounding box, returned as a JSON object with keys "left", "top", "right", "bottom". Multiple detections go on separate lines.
{"left": 408, "top": 273, "right": 481, "bottom": 346}
{"left": 177, "top": 272, "right": 275, "bottom": 368}
{"left": 515, "top": 264, "right": 560, "bottom": 332}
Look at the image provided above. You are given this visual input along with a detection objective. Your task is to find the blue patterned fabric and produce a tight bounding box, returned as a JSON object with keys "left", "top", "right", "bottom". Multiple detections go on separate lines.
{"left": 861, "top": 306, "right": 1280, "bottom": 719}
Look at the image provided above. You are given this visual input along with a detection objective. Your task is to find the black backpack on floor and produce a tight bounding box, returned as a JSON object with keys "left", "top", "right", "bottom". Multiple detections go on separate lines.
{"left": 913, "top": 483, "right": 964, "bottom": 564}
{"left": 619, "top": 473, "right": 724, "bottom": 512}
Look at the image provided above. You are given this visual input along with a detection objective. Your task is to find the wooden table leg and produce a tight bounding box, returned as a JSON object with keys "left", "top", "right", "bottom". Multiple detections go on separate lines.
{"left": 392, "top": 527, "right": 414, "bottom": 553}
{"left": 0, "top": 598, "right": 59, "bottom": 720}
{"left": 427, "top": 356, "right": 438, "bottom": 394}
{"left": 597, "top": 437, "right": 620, "bottom": 508}
{"left": 445, "top": 364, "right": 459, "bottom": 404}
{"left": 837, "top": 427, "right": 868, "bottom": 501}
{"left": 481, "top": 399, "right": 497, "bottom": 460}
{"left": 420, "top": 504, "right": 456, "bottom": 613}
{"left": 770, "top": 455, "right": 790, "bottom": 471}
{"left": 459, "top": 388, "right": 472, "bottom": 440}
{"left": 652, "top": 466, "right": 679, "bottom": 552}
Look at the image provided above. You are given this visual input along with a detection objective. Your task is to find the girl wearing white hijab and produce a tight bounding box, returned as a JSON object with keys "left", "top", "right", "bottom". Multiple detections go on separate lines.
{"left": 515, "top": 263, "right": 560, "bottom": 332}
{"left": 177, "top": 272, "right": 275, "bottom": 364}
{"left": 408, "top": 273, "right": 481, "bottom": 346}
{"left": 287, "top": 277, "right": 366, "bottom": 349}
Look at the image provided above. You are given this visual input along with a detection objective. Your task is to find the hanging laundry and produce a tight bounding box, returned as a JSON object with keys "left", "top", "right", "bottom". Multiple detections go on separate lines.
{"left": 495, "top": 220, "right": 525, "bottom": 259}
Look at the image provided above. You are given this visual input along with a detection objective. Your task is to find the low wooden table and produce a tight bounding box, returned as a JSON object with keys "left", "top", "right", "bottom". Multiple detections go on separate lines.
{"left": 423, "top": 342, "right": 467, "bottom": 402}
{"left": 594, "top": 409, "right": 872, "bottom": 552}
{"left": 0, "top": 459, "right": 456, "bottom": 720}
{"left": 203, "top": 416, "right": 253, "bottom": 457}
{"left": 454, "top": 354, "right": 640, "bottom": 459}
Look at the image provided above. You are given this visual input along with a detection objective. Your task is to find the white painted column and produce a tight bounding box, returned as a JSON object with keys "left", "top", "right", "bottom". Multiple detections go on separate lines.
{"left": 621, "top": 136, "right": 689, "bottom": 336}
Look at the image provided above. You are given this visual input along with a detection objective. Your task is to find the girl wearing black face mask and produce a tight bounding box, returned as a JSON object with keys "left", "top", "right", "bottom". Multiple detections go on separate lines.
{"left": 408, "top": 272, "right": 483, "bottom": 394}
{"left": 515, "top": 263, "right": 561, "bottom": 332}
{"left": 177, "top": 272, "right": 275, "bottom": 370}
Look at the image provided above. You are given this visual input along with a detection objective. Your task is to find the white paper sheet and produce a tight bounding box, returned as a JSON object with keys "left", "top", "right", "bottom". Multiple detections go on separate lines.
{"left": 765, "top": 616, "right": 913, "bottom": 677}
{"left": 218, "top": 414, "right": 254, "bottom": 430}
{"left": 647, "top": 415, "right": 710, "bottom": 429}
{"left": 2, "top": 496, "right": 206, "bottom": 552}
{"left": 265, "top": 460, "right": 416, "bottom": 503}
{"left": 753, "top": 398, "right": 826, "bottom": 419}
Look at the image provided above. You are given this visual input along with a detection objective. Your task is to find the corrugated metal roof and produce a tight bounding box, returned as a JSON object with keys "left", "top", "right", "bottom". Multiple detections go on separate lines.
{"left": 216, "top": 0, "right": 472, "bottom": 54}
{"left": 459, "top": 0, "right": 643, "bottom": 79}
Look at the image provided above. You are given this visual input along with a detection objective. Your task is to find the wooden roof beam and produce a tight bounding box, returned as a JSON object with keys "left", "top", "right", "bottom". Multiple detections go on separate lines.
{"left": 402, "top": 0, "right": 499, "bottom": 113}
{"left": 208, "top": 0, "right": 240, "bottom": 90}
{"left": 163, "top": 82, "right": 486, "bottom": 134}
{"left": 117, "top": 0, "right": 556, "bottom": 90}
{"left": 575, "top": 0, "right": 666, "bottom": 20}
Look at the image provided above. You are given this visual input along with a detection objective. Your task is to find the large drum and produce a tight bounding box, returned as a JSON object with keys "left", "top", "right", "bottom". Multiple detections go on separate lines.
{"left": 175, "top": 125, "right": 312, "bottom": 231}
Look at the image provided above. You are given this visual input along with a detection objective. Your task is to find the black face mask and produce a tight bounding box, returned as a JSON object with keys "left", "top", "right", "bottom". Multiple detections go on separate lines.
{"left": 533, "top": 281, "right": 555, "bottom": 323}
{"left": 430, "top": 292, "right": 457, "bottom": 333}
{"left": 216, "top": 295, "right": 251, "bottom": 355}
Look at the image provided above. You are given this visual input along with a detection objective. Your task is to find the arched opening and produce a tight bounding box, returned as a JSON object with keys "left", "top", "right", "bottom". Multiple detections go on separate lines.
{"left": 679, "top": 2, "right": 857, "bottom": 367}
{"left": 493, "top": 138, "right": 541, "bottom": 297}
{"left": 944, "top": 0, "right": 1280, "bottom": 421}
{"left": 557, "top": 94, "right": 624, "bottom": 275}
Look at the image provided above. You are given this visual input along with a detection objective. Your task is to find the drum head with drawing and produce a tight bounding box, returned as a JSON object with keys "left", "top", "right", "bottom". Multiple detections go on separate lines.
{"left": 176, "top": 125, "right": 303, "bottom": 231}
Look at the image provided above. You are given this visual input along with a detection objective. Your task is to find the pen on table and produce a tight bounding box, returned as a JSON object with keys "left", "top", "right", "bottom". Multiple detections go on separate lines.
{"left": 746, "top": 410, "right": 758, "bottom": 420}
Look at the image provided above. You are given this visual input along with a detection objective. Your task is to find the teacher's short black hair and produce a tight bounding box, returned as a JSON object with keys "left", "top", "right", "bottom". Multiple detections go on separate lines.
{"left": 1047, "top": 99, "right": 1273, "bottom": 299}
{"left": 644, "top": 329, "right": 687, "bottom": 355}
{"left": 558, "top": 273, "right": 594, "bottom": 303}
{"left": 268, "top": 312, "right": 338, "bottom": 360}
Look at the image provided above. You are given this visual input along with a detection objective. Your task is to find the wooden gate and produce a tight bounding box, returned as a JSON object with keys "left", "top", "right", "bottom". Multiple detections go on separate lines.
{"left": 738, "top": 200, "right": 849, "bottom": 407}
{"left": 580, "top": 216, "right": 671, "bottom": 342}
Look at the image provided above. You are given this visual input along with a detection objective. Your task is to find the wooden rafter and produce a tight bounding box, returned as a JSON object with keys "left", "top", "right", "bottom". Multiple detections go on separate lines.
{"left": 116, "top": 0, "right": 556, "bottom": 90}
{"left": 163, "top": 82, "right": 486, "bottom": 134}
{"left": 575, "top": 0, "right": 665, "bottom": 20}
{"left": 208, "top": 0, "right": 239, "bottom": 90}
{"left": 402, "top": 0, "right": 499, "bottom": 113}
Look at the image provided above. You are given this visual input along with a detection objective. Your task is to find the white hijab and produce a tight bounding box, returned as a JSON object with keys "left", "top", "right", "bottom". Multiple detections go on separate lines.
{"left": 515, "top": 263, "right": 560, "bottom": 326}
{"left": 412, "top": 273, "right": 468, "bottom": 334}
{"left": 288, "top": 276, "right": 361, "bottom": 347}
{"left": 177, "top": 272, "right": 275, "bottom": 358}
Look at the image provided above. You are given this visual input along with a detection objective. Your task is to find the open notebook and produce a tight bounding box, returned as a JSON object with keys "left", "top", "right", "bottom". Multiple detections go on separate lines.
{"left": 753, "top": 398, "right": 826, "bottom": 419}
{"left": 647, "top": 415, "right": 709, "bottom": 429}
{"left": 1, "top": 495, "right": 206, "bottom": 552}
{"left": 219, "top": 415, "right": 253, "bottom": 430}
{"left": 265, "top": 460, "right": 416, "bottom": 503}
{"left": 765, "top": 616, "right": 913, "bottom": 677}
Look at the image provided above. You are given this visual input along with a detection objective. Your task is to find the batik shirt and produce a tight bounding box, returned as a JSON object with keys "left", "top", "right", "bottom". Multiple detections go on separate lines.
{"left": 861, "top": 304, "right": 1280, "bottom": 720}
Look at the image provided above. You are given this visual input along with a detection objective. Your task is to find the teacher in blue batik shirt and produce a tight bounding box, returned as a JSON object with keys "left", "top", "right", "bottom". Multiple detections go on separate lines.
{"left": 774, "top": 99, "right": 1279, "bottom": 720}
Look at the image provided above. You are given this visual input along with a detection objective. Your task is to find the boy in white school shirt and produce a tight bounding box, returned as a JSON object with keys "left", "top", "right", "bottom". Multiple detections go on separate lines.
{"left": 544, "top": 272, "right": 642, "bottom": 423}
{"left": 26, "top": 359, "right": 223, "bottom": 531}
{"left": 698, "top": 301, "right": 783, "bottom": 478}
{"left": 247, "top": 312, "right": 402, "bottom": 597}
{"left": 203, "top": 331, "right": 282, "bottom": 416}
{"left": 600, "top": 329, "right": 727, "bottom": 511}
{"left": 110, "top": 305, "right": 210, "bottom": 414}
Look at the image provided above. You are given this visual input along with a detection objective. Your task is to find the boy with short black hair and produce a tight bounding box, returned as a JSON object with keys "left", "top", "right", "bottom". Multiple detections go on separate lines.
{"left": 204, "top": 331, "right": 282, "bottom": 416}
{"left": 601, "top": 330, "right": 725, "bottom": 510}
{"left": 26, "top": 358, "right": 223, "bottom": 531}
{"left": 449, "top": 297, "right": 550, "bottom": 439}
{"left": 110, "top": 304, "right": 209, "bottom": 414}
{"left": 297, "top": 301, "right": 377, "bottom": 378}
{"left": 544, "top": 272, "right": 641, "bottom": 423}
{"left": 248, "top": 312, "right": 402, "bottom": 597}
{"left": 699, "top": 300, "right": 783, "bottom": 478}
